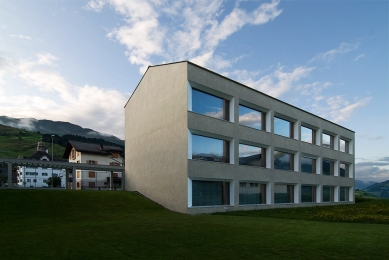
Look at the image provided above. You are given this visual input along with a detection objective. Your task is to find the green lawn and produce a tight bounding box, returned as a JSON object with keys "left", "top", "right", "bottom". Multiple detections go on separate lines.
{"left": 1, "top": 190, "right": 388, "bottom": 259}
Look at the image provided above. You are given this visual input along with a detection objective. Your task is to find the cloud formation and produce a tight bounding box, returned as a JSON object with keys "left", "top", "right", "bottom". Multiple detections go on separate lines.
{"left": 355, "top": 160, "right": 389, "bottom": 183}
{"left": 310, "top": 42, "right": 358, "bottom": 63}
{"left": 86, "top": 0, "right": 282, "bottom": 73}
{"left": 0, "top": 53, "right": 128, "bottom": 138}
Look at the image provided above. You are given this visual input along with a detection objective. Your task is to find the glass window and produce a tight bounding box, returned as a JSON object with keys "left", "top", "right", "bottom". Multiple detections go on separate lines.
{"left": 27, "top": 179, "right": 31, "bottom": 182}
{"left": 301, "top": 156, "right": 316, "bottom": 173}
{"left": 274, "top": 117, "right": 293, "bottom": 138}
{"left": 239, "top": 105, "right": 263, "bottom": 130}
{"left": 340, "top": 187, "right": 350, "bottom": 202}
{"left": 42, "top": 173, "right": 48, "bottom": 176}
{"left": 192, "top": 135, "right": 229, "bottom": 163}
{"left": 192, "top": 180, "right": 230, "bottom": 206}
{"left": 274, "top": 151, "right": 293, "bottom": 171}
{"left": 274, "top": 184, "right": 294, "bottom": 204}
{"left": 239, "top": 182, "right": 266, "bottom": 205}
{"left": 301, "top": 126, "right": 315, "bottom": 143}
{"left": 239, "top": 144, "right": 265, "bottom": 167}
{"left": 340, "top": 139, "right": 349, "bottom": 153}
{"left": 322, "top": 159, "right": 334, "bottom": 175}
{"left": 88, "top": 171, "right": 96, "bottom": 178}
{"left": 322, "top": 133, "right": 333, "bottom": 149}
{"left": 192, "top": 89, "right": 229, "bottom": 120}
{"left": 322, "top": 186, "right": 334, "bottom": 202}
{"left": 339, "top": 163, "right": 349, "bottom": 177}
{"left": 301, "top": 185, "right": 316, "bottom": 203}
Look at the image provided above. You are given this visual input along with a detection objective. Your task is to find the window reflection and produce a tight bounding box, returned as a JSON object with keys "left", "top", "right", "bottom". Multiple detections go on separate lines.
{"left": 339, "top": 187, "right": 349, "bottom": 202}
{"left": 339, "top": 163, "right": 348, "bottom": 177}
{"left": 301, "top": 185, "right": 316, "bottom": 203}
{"left": 322, "top": 159, "right": 334, "bottom": 175}
{"left": 274, "top": 184, "right": 294, "bottom": 203}
{"left": 239, "top": 105, "right": 263, "bottom": 130}
{"left": 192, "top": 134, "right": 229, "bottom": 163}
{"left": 239, "top": 144, "right": 265, "bottom": 167}
{"left": 323, "top": 186, "right": 334, "bottom": 202}
{"left": 340, "top": 139, "right": 348, "bottom": 153}
{"left": 274, "top": 117, "right": 292, "bottom": 138}
{"left": 274, "top": 151, "right": 293, "bottom": 171}
{"left": 322, "top": 133, "right": 333, "bottom": 149}
{"left": 192, "top": 89, "right": 229, "bottom": 120}
{"left": 239, "top": 182, "right": 266, "bottom": 205}
{"left": 192, "top": 180, "right": 230, "bottom": 206}
{"left": 301, "top": 156, "right": 316, "bottom": 173}
{"left": 301, "top": 126, "right": 314, "bottom": 143}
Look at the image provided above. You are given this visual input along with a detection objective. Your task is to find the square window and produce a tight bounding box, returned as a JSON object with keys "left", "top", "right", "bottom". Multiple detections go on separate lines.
{"left": 322, "top": 133, "right": 334, "bottom": 149}
{"left": 339, "top": 163, "right": 349, "bottom": 177}
{"left": 301, "top": 126, "right": 315, "bottom": 144}
{"left": 274, "top": 117, "right": 294, "bottom": 138}
{"left": 239, "top": 105, "right": 265, "bottom": 130}
{"left": 192, "top": 134, "right": 230, "bottom": 163}
{"left": 274, "top": 151, "right": 294, "bottom": 171}
{"left": 239, "top": 144, "right": 266, "bottom": 167}
{"left": 192, "top": 89, "right": 229, "bottom": 120}
{"left": 301, "top": 185, "right": 316, "bottom": 203}
{"left": 274, "top": 184, "right": 294, "bottom": 204}
{"left": 239, "top": 182, "right": 266, "bottom": 205}
{"left": 301, "top": 156, "right": 316, "bottom": 173}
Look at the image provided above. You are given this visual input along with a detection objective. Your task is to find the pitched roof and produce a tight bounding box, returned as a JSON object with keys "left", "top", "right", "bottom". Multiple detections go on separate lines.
{"left": 28, "top": 151, "right": 52, "bottom": 161}
{"left": 63, "top": 141, "right": 124, "bottom": 159}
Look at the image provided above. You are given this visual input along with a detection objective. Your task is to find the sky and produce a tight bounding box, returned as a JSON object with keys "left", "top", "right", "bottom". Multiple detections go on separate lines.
{"left": 0, "top": 0, "right": 388, "bottom": 182}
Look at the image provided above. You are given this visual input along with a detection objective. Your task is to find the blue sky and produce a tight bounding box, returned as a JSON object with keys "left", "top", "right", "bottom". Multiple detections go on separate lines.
{"left": 0, "top": 0, "right": 388, "bottom": 182}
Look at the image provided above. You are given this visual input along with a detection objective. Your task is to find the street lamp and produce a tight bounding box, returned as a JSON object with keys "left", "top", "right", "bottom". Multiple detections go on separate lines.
{"left": 51, "top": 135, "right": 54, "bottom": 188}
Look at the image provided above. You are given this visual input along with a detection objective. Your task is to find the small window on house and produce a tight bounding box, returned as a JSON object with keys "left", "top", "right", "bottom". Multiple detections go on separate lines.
{"left": 111, "top": 153, "right": 118, "bottom": 158}
{"left": 88, "top": 171, "right": 95, "bottom": 178}
{"left": 239, "top": 105, "right": 265, "bottom": 130}
{"left": 86, "top": 160, "right": 97, "bottom": 165}
{"left": 274, "top": 117, "right": 294, "bottom": 138}
{"left": 340, "top": 139, "right": 349, "bottom": 153}
{"left": 113, "top": 173, "right": 119, "bottom": 178}
{"left": 274, "top": 151, "right": 294, "bottom": 171}
{"left": 42, "top": 173, "right": 48, "bottom": 176}
{"left": 76, "top": 171, "right": 81, "bottom": 178}
{"left": 76, "top": 182, "right": 80, "bottom": 188}
{"left": 322, "top": 159, "right": 334, "bottom": 175}
{"left": 110, "top": 162, "right": 120, "bottom": 166}
{"left": 322, "top": 133, "right": 334, "bottom": 149}
{"left": 27, "top": 179, "right": 31, "bottom": 182}
{"left": 192, "top": 89, "right": 229, "bottom": 120}
{"left": 88, "top": 182, "right": 96, "bottom": 188}
{"left": 301, "top": 126, "right": 315, "bottom": 144}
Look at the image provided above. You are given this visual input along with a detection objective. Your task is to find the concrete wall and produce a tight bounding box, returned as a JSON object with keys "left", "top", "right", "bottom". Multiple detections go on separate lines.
{"left": 187, "top": 62, "right": 355, "bottom": 214}
{"left": 125, "top": 62, "right": 189, "bottom": 213}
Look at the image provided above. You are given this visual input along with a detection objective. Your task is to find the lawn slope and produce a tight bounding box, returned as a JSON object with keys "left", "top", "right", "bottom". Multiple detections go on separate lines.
{"left": 0, "top": 190, "right": 388, "bottom": 259}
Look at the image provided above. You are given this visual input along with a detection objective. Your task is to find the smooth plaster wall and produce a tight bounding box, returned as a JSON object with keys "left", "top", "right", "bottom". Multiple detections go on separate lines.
{"left": 125, "top": 62, "right": 189, "bottom": 213}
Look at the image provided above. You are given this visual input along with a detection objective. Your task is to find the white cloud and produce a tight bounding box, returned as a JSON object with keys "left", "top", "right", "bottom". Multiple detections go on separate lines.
{"left": 0, "top": 53, "right": 128, "bottom": 139}
{"left": 234, "top": 66, "right": 314, "bottom": 98}
{"left": 311, "top": 95, "right": 371, "bottom": 123}
{"left": 10, "top": 34, "right": 32, "bottom": 40}
{"left": 353, "top": 54, "right": 365, "bottom": 61}
{"left": 297, "top": 81, "right": 332, "bottom": 96}
{"left": 310, "top": 42, "right": 358, "bottom": 63}
{"left": 355, "top": 160, "right": 389, "bottom": 183}
{"left": 86, "top": 0, "right": 282, "bottom": 73}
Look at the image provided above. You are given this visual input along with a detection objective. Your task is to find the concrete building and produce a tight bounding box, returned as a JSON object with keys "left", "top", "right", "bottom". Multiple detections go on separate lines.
{"left": 63, "top": 141, "right": 124, "bottom": 190}
{"left": 17, "top": 141, "right": 65, "bottom": 188}
{"left": 124, "top": 61, "right": 355, "bottom": 214}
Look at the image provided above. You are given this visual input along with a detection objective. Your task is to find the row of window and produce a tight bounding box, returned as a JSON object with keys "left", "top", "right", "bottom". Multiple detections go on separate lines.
{"left": 21, "top": 172, "right": 50, "bottom": 176}
{"left": 190, "top": 88, "right": 351, "bottom": 153}
{"left": 191, "top": 134, "right": 352, "bottom": 177}
{"left": 76, "top": 171, "right": 120, "bottom": 179}
{"left": 191, "top": 180, "right": 350, "bottom": 207}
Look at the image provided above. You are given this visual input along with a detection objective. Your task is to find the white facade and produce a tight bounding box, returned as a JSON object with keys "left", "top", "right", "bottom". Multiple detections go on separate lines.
{"left": 17, "top": 167, "right": 65, "bottom": 188}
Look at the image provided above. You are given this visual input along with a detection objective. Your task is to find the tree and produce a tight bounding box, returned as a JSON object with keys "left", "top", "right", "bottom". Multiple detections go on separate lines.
{"left": 44, "top": 176, "right": 61, "bottom": 187}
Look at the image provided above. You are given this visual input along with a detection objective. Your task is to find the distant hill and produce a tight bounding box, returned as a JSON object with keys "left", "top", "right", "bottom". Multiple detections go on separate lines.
{"left": 355, "top": 180, "right": 377, "bottom": 190}
{"left": 364, "top": 180, "right": 389, "bottom": 199}
{"left": 0, "top": 124, "right": 123, "bottom": 160}
{"left": 0, "top": 116, "right": 123, "bottom": 146}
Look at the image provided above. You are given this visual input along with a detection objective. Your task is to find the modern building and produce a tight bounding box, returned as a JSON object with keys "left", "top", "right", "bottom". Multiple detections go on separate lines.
{"left": 124, "top": 61, "right": 355, "bottom": 214}
{"left": 63, "top": 141, "right": 124, "bottom": 190}
{"left": 17, "top": 141, "right": 65, "bottom": 188}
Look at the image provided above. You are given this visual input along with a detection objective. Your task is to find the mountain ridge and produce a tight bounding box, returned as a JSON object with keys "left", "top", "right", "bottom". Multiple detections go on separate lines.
{"left": 0, "top": 116, "right": 123, "bottom": 146}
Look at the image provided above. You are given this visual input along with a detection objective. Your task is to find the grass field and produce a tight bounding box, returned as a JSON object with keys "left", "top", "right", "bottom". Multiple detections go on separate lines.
{"left": 1, "top": 190, "right": 388, "bottom": 259}
{"left": 0, "top": 125, "right": 64, "bottom": 160}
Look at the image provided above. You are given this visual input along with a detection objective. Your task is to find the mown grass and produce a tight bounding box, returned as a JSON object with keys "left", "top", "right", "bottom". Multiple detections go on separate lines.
{"left": 0, "top": 190, "right": 388, "bottom": 259}
{"left": 216, "top": 197, "right": 389, "bottom": 224}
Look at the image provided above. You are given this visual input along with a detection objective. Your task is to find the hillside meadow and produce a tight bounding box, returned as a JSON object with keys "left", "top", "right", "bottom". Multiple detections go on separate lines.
{"left": 0, "top": 189, "right": 388, "bottom": 259}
